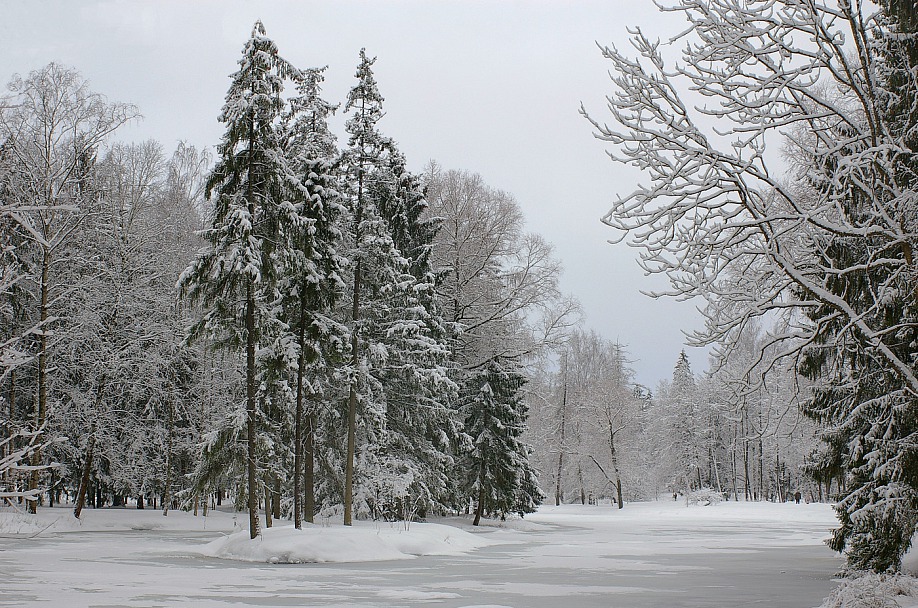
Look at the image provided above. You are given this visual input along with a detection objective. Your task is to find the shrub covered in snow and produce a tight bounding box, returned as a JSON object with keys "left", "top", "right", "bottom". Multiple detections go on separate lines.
{"left": 819, "top": 573, "right": 918, "bottom": 608}
{"left": 686, "top": 488, "right": 724, "bottom": 506}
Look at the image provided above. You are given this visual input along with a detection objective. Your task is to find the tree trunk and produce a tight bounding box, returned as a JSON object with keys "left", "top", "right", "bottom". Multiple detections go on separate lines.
{"left": 29, "top": 250, "right": 51, "bottom": 514}
{"left": 162, "top": 399, "right": 174, "bottom": 516}
{"left": 344, "top": 330, "right": 359, "bottom": 526}
{"left": 245, "top": 279, "right": 260, "bottom": 539}
{"left": 73, "top": 424, "right": 95, "bottom": 519}
{"left": 743, "top": 410, "right": 752, "bottom": 501}
{"left": 4, "top": 370, "right": 14, "bottom": 486}
{"left": 305, "top": 410, "right": 315, "bottom": 524}
{"left": 609, "top": 429, "right": 624, "bottom": 509}
{"left": 555, "top": 373, "right": 567, "bottom": 506}
{"left": 344, "top": 141, "right": 366, "bottom": 528}
{"left": 473, "top": 484, "right": 485, "bottom": 526}
{"left": 731, "top": 425, "right": 739, "bottom": 501}
{"left": 263, "top": 476, "right": 273, "bottom": 529}
{"left": 293, "top": 301, "right": 306, "bottom": 529}
{"left": 710, "top": 445, "right": 723, "bottom": 493}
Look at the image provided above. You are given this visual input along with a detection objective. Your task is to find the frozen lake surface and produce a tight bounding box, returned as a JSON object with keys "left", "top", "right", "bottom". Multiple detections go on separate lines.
{"left": 0, "top": 500, "right": 843, "bottom": 607}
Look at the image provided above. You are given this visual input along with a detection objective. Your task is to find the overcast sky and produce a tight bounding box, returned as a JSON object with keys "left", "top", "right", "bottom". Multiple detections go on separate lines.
{"left": 0, "top": 0, "right": 707, "bottom": 387}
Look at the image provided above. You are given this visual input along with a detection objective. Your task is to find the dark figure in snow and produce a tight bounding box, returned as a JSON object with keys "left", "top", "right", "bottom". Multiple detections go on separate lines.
{"left": 794, "top": 491, "right": 801, "bottom": 504}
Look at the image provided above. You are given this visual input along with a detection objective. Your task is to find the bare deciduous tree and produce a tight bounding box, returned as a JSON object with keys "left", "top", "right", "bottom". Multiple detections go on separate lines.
{"left": 585, "top": 0, "right": 917, "bottom": 571}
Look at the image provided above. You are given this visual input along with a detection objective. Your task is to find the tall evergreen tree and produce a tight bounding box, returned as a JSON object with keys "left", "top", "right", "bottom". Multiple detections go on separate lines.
{"left": 279, "top": 66, "right": 346, "bottom": 528}
{"left": 463, "top": 358, "right": 541, "bottom": 525}
{"left": 670, "top": 350, "right": 702, "bottom": 494}
{"left": 340, "top": 48, "right": 388, "bottom": 526}
{"left": 178, "top": 21, "right": 301, "bottom": 539}
{"left": 368, "top": 149, "right": 459, "bottom": 519}
{"left": 800, "top": 2, "right": 918, "bottom": 572}
{"left": 338, "top": 50, "right": 458, "bottom": 523}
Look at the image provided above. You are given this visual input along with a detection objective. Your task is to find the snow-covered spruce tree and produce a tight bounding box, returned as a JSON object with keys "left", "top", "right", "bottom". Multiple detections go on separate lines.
{"left": 178, "top": 21, "right": 302, "bottom": 539}
{"left": 339, "top": 50, "right": 458, "bottom": 523}
{"left": 277, "top": 65, "right": 346, "bottom": 528}
{"left": 365, "top": 149, "right": 458, "bottom": 521}
{"left": 669, "top": 351, "right": 702, "bottom": 495}
{"left": 584, "top": 1, "right": 917, "bottom": 571}
{"left": 339, "top": 48, "right": 389, "bottom": 526}
{"left": 463, "top": 358, "right": 542, "bottom": 525}
{"left": 797, "top": 1, "right": 918, "bottom": 572}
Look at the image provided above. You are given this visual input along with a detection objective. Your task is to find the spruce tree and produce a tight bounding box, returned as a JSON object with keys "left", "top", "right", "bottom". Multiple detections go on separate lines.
{"left": 363, "top": 148, "right": 457, "bottom": 518}
{"left": 340, "top": 50, "right": 458, "bottom": 522}
{"left": 671, "top": 350, "right": 701, "bottom": 494}
{"left": 463, "top": 359, "right": 542, "bottom": 525}
{"left": 800, "top": 2, "right": 918, "bottom": 572}
{"left": 340, "top": 48, "right": 388, "bottom": 526}
{"left": 279, "top": 66, "right": 345, "bottom": 528}
{"left": 178, "top": 21, "right": 301, "bottom": 539}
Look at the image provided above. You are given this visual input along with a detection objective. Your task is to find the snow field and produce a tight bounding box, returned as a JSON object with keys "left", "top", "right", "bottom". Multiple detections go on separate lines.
{"left": 1, "top": 499, "right": 916, "bottom": 607}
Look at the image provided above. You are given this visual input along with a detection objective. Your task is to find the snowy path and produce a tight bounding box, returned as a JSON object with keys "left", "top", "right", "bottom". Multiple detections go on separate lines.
{"left": 0, "top": 501, "right": 842, "bottom": 607}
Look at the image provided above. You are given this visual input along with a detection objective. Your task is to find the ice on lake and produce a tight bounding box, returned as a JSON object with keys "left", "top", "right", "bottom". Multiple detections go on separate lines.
{"left": 1, "top": 499, "right": 845, "bottom": 607}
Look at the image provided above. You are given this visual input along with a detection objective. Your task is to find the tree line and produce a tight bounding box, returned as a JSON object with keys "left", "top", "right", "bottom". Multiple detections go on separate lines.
{"left": 0, "top": 23, "right": 576, "bottom": 538}
{"left": 527, "top": 328, "right": 821, "bottom": 511}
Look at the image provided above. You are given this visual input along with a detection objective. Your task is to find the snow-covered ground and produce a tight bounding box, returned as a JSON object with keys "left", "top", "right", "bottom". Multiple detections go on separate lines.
{"left": 0, "top": 499, "right": 892, "bottom": 607}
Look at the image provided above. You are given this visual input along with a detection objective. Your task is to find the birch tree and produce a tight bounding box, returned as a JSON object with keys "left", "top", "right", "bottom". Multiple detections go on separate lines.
{"left": 585, "top": 0, "right": 917, "bottom": 571}
{"left": 0, "top": 64, "right": 137, "bottom": 511}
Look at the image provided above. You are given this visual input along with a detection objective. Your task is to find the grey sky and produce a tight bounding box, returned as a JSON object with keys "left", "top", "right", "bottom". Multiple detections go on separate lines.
{"left": 0, "top": 0, "right": 706, "bottom": 387}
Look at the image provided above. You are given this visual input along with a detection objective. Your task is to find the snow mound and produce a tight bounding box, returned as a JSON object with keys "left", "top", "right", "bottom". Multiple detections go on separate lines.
{"left": 196, "top": 521, "right": 495, "bottom": 564}
{"left": 0, "top": 510, "right": 55, "bottom": 535}
{"left": 0, "top": 508, "right": 81, "bottom": 536}
{"left": 819, "top": 573, "right": 918, "bottom": 608}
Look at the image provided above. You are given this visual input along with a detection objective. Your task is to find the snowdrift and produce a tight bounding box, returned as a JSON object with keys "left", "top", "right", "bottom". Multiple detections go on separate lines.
{"left": 196, "top": 521, "right": 495, "bottom": 564}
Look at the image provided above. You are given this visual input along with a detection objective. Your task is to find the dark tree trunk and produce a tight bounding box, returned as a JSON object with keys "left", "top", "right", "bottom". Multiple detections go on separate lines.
{"left": 162, "top": 400, "right": 174, "bottom": 516}
{"left": 609, "top": 430, "right": 624, "bottom": 510}
{"left": 473, "top": 485, "right": 485, "bottom": 526}
{"left": 555, "top": 373, "right": 567, "bottom": 506}
{"left": 4, "top": 370, "right": 14, "bottom": 486}
{"left": 305, "top": 411, "right": 315, "bottom": 523}
{"left": 73, "top": 425, "right": 95, "bottom": 519}
{"left": 294, "top": 299, "right": 306, "bottom": 529}
{"left": 263, "top": 475, "right": 273, "bottom": 529}
{"left": 344, "top": 127, "right": 366, "bottom": 527}
{"left": 245, "top": 279, "right": 260, "bottom": 539}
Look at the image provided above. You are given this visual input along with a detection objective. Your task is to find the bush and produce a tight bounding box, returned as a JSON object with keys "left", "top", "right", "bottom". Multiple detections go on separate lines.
{"left": 686, "top": 488, "right": 723, "bottom": 506}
